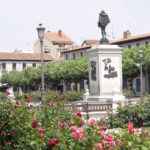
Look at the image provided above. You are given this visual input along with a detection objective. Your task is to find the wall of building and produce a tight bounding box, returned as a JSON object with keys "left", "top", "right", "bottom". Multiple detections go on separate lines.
{"left": 63, "top": 49, "right": 89, "bottom": 60}
{"left": 118, "top": 39, "right": 150, "bottom": 48}
{"left": 33, "top": 40, "right": 60, "bottom": 59}
{"left": 0, "top": 61, "right": 40, "bottom": 77}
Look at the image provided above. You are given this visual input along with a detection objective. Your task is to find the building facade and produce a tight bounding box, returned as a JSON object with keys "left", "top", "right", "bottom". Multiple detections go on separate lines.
{"left": 0, "top": 52, "right": 53, "bottom": 77}
{"left": 33, "top": 30, "right": 73, "bottom": 60}
{"left": 62, "top": 45, "right": 91, "bottom": 60}
{"left": 111, "top": 31, "right": 150, "bottom": 48}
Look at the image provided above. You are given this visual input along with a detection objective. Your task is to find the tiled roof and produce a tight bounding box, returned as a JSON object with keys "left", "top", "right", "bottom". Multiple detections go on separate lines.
{"left": 0, "top": 52, "right": 53, "bottom": 61}
{"left": 44, "top": 30, "right": 73, "bottom": 45}
{"left": 111, "top": 33, "right": 150, "bottom": 44}
{"left": 82, "top": 39, "right": 99, "bottom": 46}
{"left": 62, "top": 45, "right": 91, "bottom": 53}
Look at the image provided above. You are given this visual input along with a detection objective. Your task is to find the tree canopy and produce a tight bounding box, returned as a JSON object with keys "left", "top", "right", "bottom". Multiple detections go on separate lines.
{"left": 123, "top": 45, "right": 150, "bottom": 78}
{"left": 1, "top": 45, "right": 150, "bottom": 90}
{"left": 1, "top": 57, "right": 88, "bottom": 90}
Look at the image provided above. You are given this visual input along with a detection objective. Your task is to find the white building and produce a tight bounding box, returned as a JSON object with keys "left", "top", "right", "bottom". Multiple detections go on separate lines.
{"left": 111, "top": 31, "right": 150, "bottom": 48}
{"left": 0, "top": 52, "right": 53, "bottom": 76}
{"left": 0, "top": 30, "right": 73, "bottom": 76}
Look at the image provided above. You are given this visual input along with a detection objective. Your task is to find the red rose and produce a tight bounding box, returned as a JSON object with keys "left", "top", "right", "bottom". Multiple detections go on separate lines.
{"left": 10, "top": 130, "right": 16, "bottom": 136}
{"left": 58, "top": 121, "right": 65, "bottom": 129}
{"left": 48, "top": 138, "right": 59, "bottom": 148}
{"left": 32, "top": 120, "right": 38, "bottom": 128}
{"left": 15, "top": 101, "right": 22, "bottom": 108}
{"left": 75, "top": 112, "right": 82, "bottom": 117}
{"left": 26, "top": 95, "right": 32, "bottom": 103}
{"left": 105, "top": 135, "right": 113, "bottom": 144}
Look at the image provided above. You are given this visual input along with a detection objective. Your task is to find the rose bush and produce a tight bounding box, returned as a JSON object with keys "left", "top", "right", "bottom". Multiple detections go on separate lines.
{"left": 107, "top": 96, "right": 150, "bottom": 129}
{"left": 0, "top": 100, "right": 150, "bottom": 150}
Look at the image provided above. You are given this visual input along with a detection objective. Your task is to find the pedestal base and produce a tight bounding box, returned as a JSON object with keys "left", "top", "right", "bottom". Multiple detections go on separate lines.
{"left": 87, "top": 95, "right": 112, "bottom": 103}
{"left": 87, "top": 94, "right": 125, "bottom": 103}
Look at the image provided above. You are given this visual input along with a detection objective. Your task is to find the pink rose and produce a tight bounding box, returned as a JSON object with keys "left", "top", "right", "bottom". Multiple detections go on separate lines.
{"left": 128, "top": 121, "right": 134, "bottom": 134}
{"left": 95, "top": 142, "right": 104, "bottom": 150}
{"left": 70, "top": 126, "right": 85, "bottom": 141}
{"left": 38, "top": 127, "right": 45, "bottom": 139}
{"left": 88, "top": 118, "right": 96, "bottom": 126}
{"left": 98, "top": 129, "right": 105, "bottom": 138}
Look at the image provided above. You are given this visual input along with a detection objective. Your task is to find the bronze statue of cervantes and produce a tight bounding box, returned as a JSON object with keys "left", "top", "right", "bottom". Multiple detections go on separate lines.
{"left": 98, "top": 10, "right": 110, "bottom": 44}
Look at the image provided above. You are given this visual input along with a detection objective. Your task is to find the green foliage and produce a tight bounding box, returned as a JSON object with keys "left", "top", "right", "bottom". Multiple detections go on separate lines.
{"left": 114, "top": 129, "right": 150, "bottom": 150}
{"left": 44, "top": 90, "right": 63, "bottom": 102}
{"left": 46, "top": 57, "right": 88, "bottom": 82}
{"left": 0, "top": 101, "right": 36, "bottom": 149}
{"left": 123, "top": 89, "right": 135, "bottom": 98}
{"left": 107, "top": 95, "right": 150, "bottom": 128}
{"left": 1, "top": 58, "right": 88, "bottom": 91}
{"left": 0, "top": 99, "right": 150, "bottom": 149}
{"left": 122, "top": 45, "right": 150, "bottom": 78}
{"left": 141, "top": 96, "right": 150, "bottom": 126}
{"left": 0, "top": 92, "right": 8, "bottom": 100}
{"left": 122, "top": 47, "right": 139, "bottom": 77}
{"left": 44, "top": 90, "right": 83, "bottom": 102}
{"left": 63, "top": 91, "right": 83, "bottom": 102}
{"left": 107, "top": 104, "right": 144, "bottom": 128}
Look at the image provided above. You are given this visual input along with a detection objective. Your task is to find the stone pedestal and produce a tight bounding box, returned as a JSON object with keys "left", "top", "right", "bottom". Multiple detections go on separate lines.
{"left": 87, "top": 44, "right": 125, "bottom": 102}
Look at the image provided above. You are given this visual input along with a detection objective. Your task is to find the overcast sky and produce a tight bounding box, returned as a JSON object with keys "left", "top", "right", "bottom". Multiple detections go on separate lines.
{"left": 0, "top": 0, "right": 149, "bottom": 51}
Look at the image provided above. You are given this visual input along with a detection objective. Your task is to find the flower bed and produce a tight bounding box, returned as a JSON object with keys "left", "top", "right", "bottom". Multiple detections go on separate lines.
{"left": 0, "top": 100, "right": 150, "bottom": 150}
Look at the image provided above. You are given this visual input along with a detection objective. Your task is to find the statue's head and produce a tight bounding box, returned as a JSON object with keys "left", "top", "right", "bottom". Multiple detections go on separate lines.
{"left": 100, "top": 10, "right": 106, "bottom": 15}
{"left": 98, "top": 10, "right": 110, "bottom": 27}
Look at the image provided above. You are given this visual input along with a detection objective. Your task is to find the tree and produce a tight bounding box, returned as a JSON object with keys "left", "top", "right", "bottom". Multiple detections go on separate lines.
{"left": 122, "top": 45, "right": 150, "bottom": 77}
{"left": 122, "top": 47, "right": 139, "bottom": 78}
{"left": 122, "top": 45, "right": 150, "bottom": 92}
{"left": 1, "top": 58, "right": 89, "bottom": 91}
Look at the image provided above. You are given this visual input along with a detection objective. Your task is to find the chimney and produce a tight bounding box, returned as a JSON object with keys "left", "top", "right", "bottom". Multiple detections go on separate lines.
{"left": 123, "top": 30, "right": 131, "bottom": 39}
{"left": 58, "top": 30, "right": 62, "bottom": 36}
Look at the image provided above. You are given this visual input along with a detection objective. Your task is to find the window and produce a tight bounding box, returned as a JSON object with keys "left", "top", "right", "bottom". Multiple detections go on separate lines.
{"left": 32, "top": 63, "right": 36, "bottom": 67}
{"left": 80, "top": 52, "right": 83, "bottom": 57}
{"left": 65, "top": 54, "right": 69, "bottom": 60}
{"left": 145, "top": 41, "right": 149, "bottom": 46}
{"left": 12, "top": 63, "right": 16, "bottom": 70}
{"left": 136, "top": 43, "right": 140, "bottom": 47}
{"left": 72, "top": 53, "right": 76, "bottom": 59}
{"left": 2, "top": 63, "right": 6, "bottom": 71}
{"left": 23, "top": 63, "right": 26, "bottom": 69}
{"left": 128, "top": 45, "right": 131, "bottom": 48}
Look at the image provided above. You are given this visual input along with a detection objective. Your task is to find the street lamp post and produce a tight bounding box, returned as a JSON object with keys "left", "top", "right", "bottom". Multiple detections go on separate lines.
{"left": 37, "top": 24, "right": 45, "bottom": 102}
{"left": 139, "top": 49, "right": 143, "bottom": 99}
